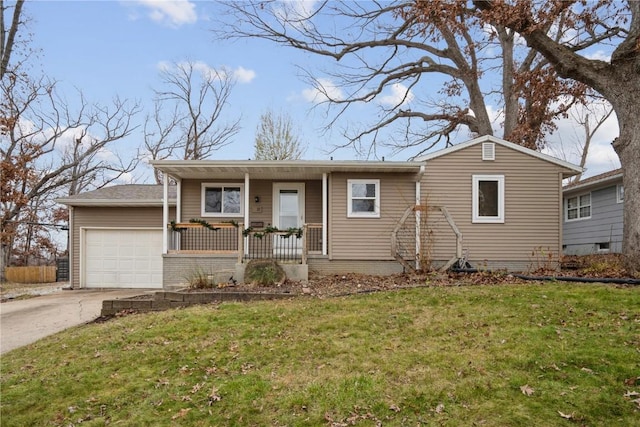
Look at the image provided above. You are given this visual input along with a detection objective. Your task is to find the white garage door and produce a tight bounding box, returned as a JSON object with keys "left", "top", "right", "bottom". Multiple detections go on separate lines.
{"left": 84, "top": 229, "right": 163, "bottom": 288}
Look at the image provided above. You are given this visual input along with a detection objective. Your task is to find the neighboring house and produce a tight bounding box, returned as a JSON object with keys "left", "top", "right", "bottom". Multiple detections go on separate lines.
{"left": 57, "top": 135, "right": 581, "bottom": 289}
{"left": 562, "top": 168, "right": 624, "bottom": 255}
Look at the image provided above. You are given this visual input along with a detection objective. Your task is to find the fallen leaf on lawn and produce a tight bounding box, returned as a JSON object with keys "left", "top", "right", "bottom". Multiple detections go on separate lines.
{"left": 558, "top": 411, "right": 574, "bottom": 420}
{"left": 435, "top": 403, "right": 445, "bottom": 414}
{"left": 520, "top": 384, "right": 534, "bottom": 396}
{"left": 580, "top": 367, "right": 594, "bottom": 374}
{"left": 389, "top": 404, "right": 400, "bottom": 412}
{"left": 624, "top": 377, "right": 640, "bottom": 386}
{"left": 155, "top": 378, "right": 170, "bottom": 388}
{"left": 171, "top": 408, "right": 191, "bottom": 420}
{"left": 208, "top": 386, "right": 222, "bottom": 405}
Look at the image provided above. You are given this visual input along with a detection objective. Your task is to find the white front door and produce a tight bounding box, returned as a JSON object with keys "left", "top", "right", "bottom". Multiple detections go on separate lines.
{"left": 272, "top": 183, "right": 305, "bottom": 254}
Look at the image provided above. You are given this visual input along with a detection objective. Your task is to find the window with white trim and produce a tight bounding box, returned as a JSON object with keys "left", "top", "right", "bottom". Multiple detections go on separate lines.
{"left": 472, "top": 175, "right": 504, "bottom": 223}
{"left": 617, "top": 184, "right": 624, "bottom": 203}
{"left": 347, "top": 179, "right": 380, "bottom": 218}
{"left": 566, "top": 193, "right": 591, "bottom": 221}
{"left": 201, "top": 183, "right": 244, "bottom": 217}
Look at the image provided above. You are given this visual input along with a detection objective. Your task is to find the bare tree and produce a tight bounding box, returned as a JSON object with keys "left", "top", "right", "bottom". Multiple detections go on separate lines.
{"left": 144, "top": 60, "right": 242, "bottom": 182}
{"left": 216, "top": 1, "right": 585, "bottom": 157}
{"left": 254, "top": 109, "right": 306, "bottom": 160}
{"left": 1, "top": 71, "right": 140, "bottom": 277}
{"left": 547, "top": 96, "right": 615, "bottom": 183}
{"left": 570, "top": 101, "right": 614, "bottom": 183}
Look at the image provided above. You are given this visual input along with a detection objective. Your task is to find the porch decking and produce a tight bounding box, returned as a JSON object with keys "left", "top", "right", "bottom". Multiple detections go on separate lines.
{"left": 167, "top": 222, "right": 323, "bottom": 264}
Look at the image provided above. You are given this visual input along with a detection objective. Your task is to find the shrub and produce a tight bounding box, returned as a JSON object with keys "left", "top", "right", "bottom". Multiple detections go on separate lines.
{"left": 244, "top": 259, "right": 285, "bottom": 287}
{"left": 184, "top": 266, "right": 215, "bottom": 289}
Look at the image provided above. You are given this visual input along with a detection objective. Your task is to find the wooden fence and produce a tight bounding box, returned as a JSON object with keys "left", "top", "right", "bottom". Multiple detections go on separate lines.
{"left": 5, "top": 266, "right": 57, "bottom": 283}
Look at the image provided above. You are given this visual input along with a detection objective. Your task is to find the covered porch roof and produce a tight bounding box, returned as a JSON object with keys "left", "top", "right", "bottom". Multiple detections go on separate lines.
{"left": 150, "top": 159, "right": 425, "bottom": 180}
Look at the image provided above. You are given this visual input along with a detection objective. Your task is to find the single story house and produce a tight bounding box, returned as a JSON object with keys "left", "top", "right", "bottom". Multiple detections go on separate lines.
{"left": 57, "top": 135, "right": 581, "bottom": 289}
{"left": 562, "top": 168, "right": 624, "bottom": 255}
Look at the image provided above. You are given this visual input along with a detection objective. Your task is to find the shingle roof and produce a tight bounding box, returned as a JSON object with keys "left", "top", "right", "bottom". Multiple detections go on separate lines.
{"left": 563, "top": 168, "right": 622, "bottom": 192}
{"left": 56, "top": 184, "right": 177, "bottom": 207}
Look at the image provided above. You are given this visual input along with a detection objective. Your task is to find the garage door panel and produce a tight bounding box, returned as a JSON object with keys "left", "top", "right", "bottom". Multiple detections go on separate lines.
{"left": 84, "top": 229, "right": 163, "bottom": 289}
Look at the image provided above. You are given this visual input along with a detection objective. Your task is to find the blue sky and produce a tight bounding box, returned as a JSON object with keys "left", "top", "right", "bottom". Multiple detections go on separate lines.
{"left": 25, "top": 0, "right": 620, "bottom": 182}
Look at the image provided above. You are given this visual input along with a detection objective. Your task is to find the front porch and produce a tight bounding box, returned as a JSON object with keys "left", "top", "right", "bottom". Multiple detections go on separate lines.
{"left": 167, "top": 221, "right": 323, "bottom": 264}
{"left": 164, "top": 221, "right": 322, "bottom": 285}
{"left": 152, "top": 159, "right": 426, "bottom": 287}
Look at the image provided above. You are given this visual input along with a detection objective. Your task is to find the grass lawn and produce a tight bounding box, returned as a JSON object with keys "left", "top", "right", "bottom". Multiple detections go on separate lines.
{"left": 1, "top": 283, "right": 639, "bottom": 426}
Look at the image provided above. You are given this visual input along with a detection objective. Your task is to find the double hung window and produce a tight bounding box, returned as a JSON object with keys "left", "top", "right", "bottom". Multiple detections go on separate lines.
{"left": 566, "top": 193, "right": 591, "bottom": 221}
{"left": 201, "top": 183, "right": 243, "bottom": 217}
{"left": 347, "top": 179, "right": 380, "bottom": 218}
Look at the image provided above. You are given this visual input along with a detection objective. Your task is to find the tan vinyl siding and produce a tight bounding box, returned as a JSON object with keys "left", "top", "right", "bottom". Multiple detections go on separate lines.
{"left": 329, "top": 173, "right": 416, "bottom": 260}
{"left": 422, "top": 143, "right": 563, "bottom": 268}
{"left": 70, "top": 207, "right": 174, "bottom": 288}
{"left": 305, "top": 180, "right": 323, "bottom": 224}
{"left": 247, "top": 180, "right": 273, "bottom": 227}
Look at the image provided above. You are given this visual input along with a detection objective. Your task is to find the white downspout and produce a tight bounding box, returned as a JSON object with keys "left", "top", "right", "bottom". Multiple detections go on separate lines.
{"left": 322, "top": 173, "right": 328, "bottom": 256}
{"left": 176, "top": 178, "right": 182, "bottom": 223}
{"left": 415, "top": 165, "right": 425, "bottom": 271}
{"left": 244, "top": 173, "right": 250, "bottom": 256}
{"left": 162, "top": 173, "right": 169, "bottom": 254}
{"left": 68, "top": 206, "right": 74, "bottom": 288}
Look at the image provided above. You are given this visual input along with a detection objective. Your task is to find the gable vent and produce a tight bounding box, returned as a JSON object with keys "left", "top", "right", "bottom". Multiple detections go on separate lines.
{"left": 482, "top": 142, "right": 495, "bottom": 161}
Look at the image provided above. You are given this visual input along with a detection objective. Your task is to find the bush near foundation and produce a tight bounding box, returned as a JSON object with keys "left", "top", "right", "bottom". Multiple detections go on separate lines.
{"left": 245, "top": 259, "right": 286, "bottom": 286}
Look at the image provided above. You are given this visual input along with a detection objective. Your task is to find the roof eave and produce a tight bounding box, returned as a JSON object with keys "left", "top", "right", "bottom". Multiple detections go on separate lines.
{"left": 55, "top": 198, "right": 176, "bottom": 207}
{"left": 150, "top": 159, "right": 425, "bottom": 180}
{"left": 563, "top": 173, "right": 623, "bottom": 193}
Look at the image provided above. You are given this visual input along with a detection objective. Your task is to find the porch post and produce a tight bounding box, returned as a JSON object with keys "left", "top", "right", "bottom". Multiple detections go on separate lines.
{"left": 162, "top": 173, "right": 169, "bottom": 254}
{"left": 244, "top": 173, "right": 250, "bottom": 256}
{"left": 322, "top": 173, "right": 328, "bottom": 256}
{"left": 176, "top": 178, "right": 182, "bottom": 223}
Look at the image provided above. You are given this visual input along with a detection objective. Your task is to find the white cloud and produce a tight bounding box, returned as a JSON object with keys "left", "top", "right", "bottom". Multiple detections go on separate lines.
{"left": 232, "top": 66, "right": 256, "bottom": 84}
{"left": 127, "top": 0, "right": 197, "bottom": 28}
{"left": 159, "top": 61, "right": 256, "bottom": 84}
{"left": 378, "top": 83, "right": 414, "bottom": 107}
{"left": 115, "top": 171, "right": 136, "bottom": 185}
{"left": 302, "top": 78, "right": 344, "bottom": 103}
{"left": 274, "top": 0, "right": 319, "bottom": 29}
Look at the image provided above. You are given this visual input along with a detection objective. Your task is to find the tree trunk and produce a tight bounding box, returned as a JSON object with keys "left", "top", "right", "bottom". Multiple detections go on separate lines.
{"left": 613, "top": 111, "right": 640, "bottom": 275}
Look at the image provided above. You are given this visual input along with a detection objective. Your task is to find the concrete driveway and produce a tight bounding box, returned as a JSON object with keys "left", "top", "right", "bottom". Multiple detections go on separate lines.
{"left": 0, "top": 289, "right": 151, "bottom": 354}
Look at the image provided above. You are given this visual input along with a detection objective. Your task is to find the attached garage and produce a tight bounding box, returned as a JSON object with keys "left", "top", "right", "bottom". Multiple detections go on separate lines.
{"left": 56, "top": 185, "right": 177, "bottom": 289}
{"left": 83, "top": 228, "right": 163, "bottom": 288}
